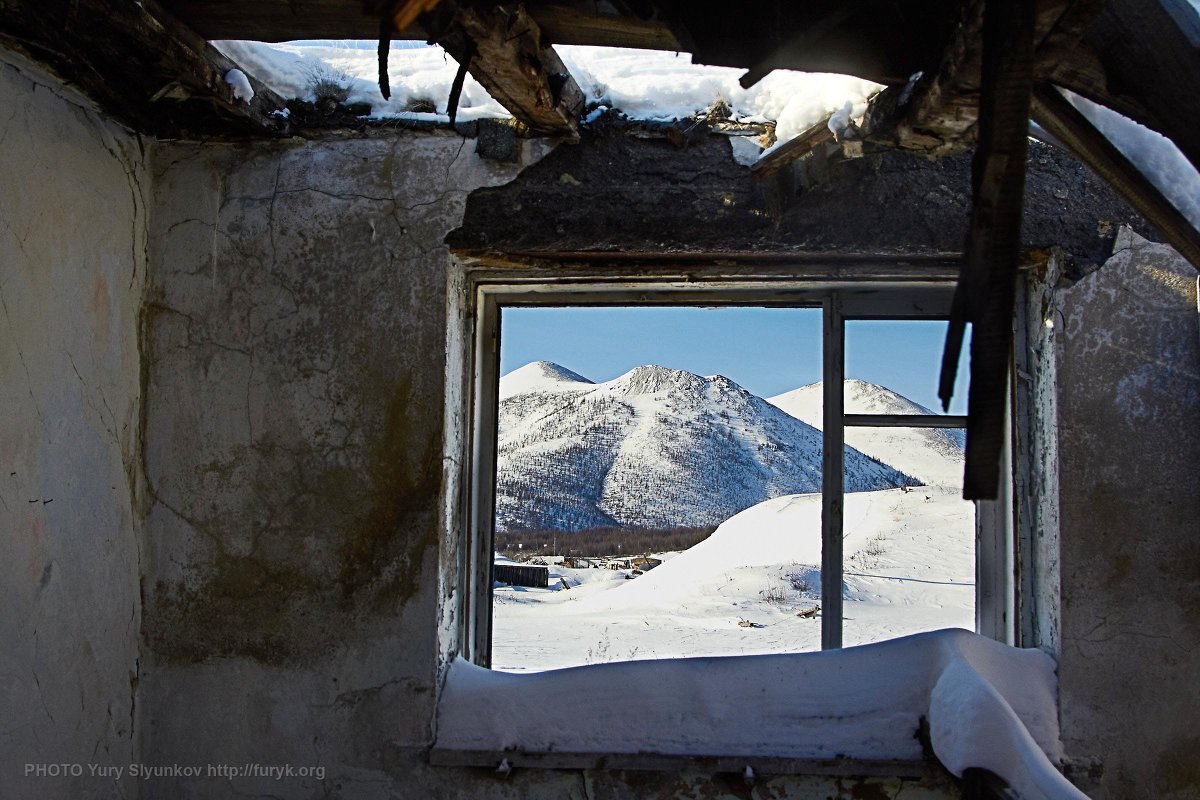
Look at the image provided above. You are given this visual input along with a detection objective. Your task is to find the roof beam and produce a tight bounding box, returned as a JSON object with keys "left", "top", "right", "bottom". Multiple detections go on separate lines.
{"left": 861, "top": 0, "right": 1102, "bottom": 156}
{"left": 943, "top": 0, "right": 1037, "bottom": 500}
{"left": 1031, "top": 86, "right": 1200, "bottom": 270}
{"left": 431, "top": 4, "right": 585, "bottom": 139}
{"left": 1062, "top": 0, "right": 1200, "bottom": 172}
{"left": 0, "top": 0, "right": 288, "bottom": 138}
{"left": 160, "top": 0, "right": 680, "bottom": 50}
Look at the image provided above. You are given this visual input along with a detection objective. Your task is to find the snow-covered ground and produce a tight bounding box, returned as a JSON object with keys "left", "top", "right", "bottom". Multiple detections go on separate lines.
{"left": 493, "top": 484, "right": 973, "bottom": 672}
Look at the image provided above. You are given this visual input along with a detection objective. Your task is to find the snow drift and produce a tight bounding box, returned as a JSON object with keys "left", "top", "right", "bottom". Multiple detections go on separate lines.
{"left": 437, "top": 629, "right": 1082, "bottom": 800}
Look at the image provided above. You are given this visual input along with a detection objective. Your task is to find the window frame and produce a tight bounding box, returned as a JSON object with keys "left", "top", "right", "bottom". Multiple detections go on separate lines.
{"left": 452, "top": 273, "right": 1013, "bottom": 668}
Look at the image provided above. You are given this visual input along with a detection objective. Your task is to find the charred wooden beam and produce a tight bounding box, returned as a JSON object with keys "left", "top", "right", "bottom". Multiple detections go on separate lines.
{"left": 862, "top": 0, "right": 1101, "bottom": 156}
{"left": 1059, "top": 0, "right": 1200, "bottom": 172}
{"left": 751, "top": 120, "right": 835, "bottom": 180}
{"left": 942, "top": 0, "right": 1037, "bottom": 500}
{"left": 431, "top": 4, "right": 585, "bottom": 139}
{"left": 675, "top": 0, "right": 960, "bottom": 86}
{"left": 0, "top": 0, "right": 288, "bottom": 138}
{"left": 1031, "top": 86, "right": 1200, "bottom": 270}
{"left": 862, "top": 0, "right": 987, "bottom": 156}
{"left": 161, "top": 0, "right": 680, "bottom": 50}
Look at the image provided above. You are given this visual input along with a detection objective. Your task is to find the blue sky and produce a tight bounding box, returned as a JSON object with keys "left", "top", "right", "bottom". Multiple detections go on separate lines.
{"left": 499, "top": 307, "right": 970, "bottom": 414}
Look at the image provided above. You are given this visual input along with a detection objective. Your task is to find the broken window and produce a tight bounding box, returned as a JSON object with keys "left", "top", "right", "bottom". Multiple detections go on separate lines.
{"left": 454, "top": 282, "right": 1006, "bottom": 673}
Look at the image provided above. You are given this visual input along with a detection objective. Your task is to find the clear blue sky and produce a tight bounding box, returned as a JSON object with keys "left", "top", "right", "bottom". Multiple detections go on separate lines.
{"left": 500, "top": 307, "right": 971, "bottom": 414}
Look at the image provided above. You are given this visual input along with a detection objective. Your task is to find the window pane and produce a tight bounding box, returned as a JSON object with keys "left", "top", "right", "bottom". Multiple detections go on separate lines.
{"left": 844, "top": 319, "right": 971, "bottom": 416}
{"left": 492, "top": 306, "right": 829, "bottom": 672}
{"left": 838, "top": 426, "right": 975, "bottom": 648}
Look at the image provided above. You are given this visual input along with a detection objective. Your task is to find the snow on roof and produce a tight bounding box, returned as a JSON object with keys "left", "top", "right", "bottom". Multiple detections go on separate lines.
{"left": 436, "top": 628, "right": 1084, "bottom": 800}
{"left": 211, "top": 40, "right": 882, "bottom": 157}
{"left": 1062, "top": 89, "right": 1200, "bottom": 232}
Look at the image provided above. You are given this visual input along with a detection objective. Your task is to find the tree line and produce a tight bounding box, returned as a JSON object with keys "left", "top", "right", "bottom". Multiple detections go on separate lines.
{"left": 495, "top": 524, "right": 718, "bottom": 558}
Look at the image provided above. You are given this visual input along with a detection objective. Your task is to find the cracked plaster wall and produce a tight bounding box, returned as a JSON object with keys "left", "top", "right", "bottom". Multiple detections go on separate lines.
{"left": 1054, "top": 229, "right": 1200, "bottom": 798}
{"left": 138, "top": 132, "right": 561, "bottom": 799}
{"left": 0, "top": 54, "right": 147, "bottom": 799}
{"left": 137, "top": 134, "right": 963, "bottom": 800}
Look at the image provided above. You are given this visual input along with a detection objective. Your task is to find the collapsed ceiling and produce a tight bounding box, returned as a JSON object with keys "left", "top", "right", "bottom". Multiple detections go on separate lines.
{"left": 0, "top": 0, "right": 1197, "bottom": 497}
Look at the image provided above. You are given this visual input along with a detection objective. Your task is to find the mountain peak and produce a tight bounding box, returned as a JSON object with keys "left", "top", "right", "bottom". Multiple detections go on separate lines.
{"left": 608, "top": 364, "right": 706, "bottom": 396}
{"left": 499, "top": 361, "right": 593, "bottom": 399}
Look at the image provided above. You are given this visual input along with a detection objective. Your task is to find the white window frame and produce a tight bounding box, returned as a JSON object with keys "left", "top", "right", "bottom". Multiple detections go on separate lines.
{"left": 445, "top": 270, "right": 1015, "bottom": 669}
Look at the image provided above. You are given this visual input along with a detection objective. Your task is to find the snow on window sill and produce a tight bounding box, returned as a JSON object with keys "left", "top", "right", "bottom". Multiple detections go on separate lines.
{"left": 433, "top": 629, "right": 1086, "bottom": 799}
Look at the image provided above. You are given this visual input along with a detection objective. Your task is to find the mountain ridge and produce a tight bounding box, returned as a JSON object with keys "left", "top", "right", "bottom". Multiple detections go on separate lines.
{"left": 497, "top": 362, "right": 923, "bottom": 533}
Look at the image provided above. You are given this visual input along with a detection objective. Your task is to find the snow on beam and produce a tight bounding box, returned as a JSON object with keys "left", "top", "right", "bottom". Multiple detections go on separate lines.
{"left": 1064, "top": 0, "right": 1200, "bottom": 173}
{"left": 0, "top": 0, "right": 288, "bottom": 138}
{"left": 1031, "top": 87, "right": 1200, "bottom": 271}
{"left": 431, "top": 4, "right": 585, "bottom": 139}
{"left": 751, "top": 119, "right": 836, "bottom": 180}
{"left": 861, "top": 0, "right": 1097, "bottom": 156}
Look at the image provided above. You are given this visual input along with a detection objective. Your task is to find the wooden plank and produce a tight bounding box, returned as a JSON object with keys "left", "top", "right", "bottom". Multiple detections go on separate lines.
{"left": 1071, "top": 0, "right": 1200, "bottom": 172}
{"left": 1030, "top": 87, "right": 1200, "bottom": 271}
{"left": 949, "top": 0, "right": 1036, "bottom": 500}
{"left": 427, "top": 747, "right": 937, "bottom": 778}
{"left": 434, "top": 4, "right": 584, "bottom": 138}
{"left": 751, "top": 120, "right": 835, "bottom": 179}
{"left": 821, "top": 296, "right": 845, "bottom": 651}
{"left": 0, "top": 0, "right": 288, "bottom": 138}
{"left": 862, "top": 0, "right": 1094, "bottom": 156}
{"left": 159, "top": 0, "right": 681, "bottom": 49}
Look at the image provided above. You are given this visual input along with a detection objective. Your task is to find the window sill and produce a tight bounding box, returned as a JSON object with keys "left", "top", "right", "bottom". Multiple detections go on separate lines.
{"left": 433, "top": 630, "right": 1079, "bottom": 798}
{"left": 427, "top": 747, "right": 937, "bottom": 779}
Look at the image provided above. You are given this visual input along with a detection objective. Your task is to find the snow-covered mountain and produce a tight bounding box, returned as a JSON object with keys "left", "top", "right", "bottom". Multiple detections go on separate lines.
{"left": 767, "top": 379, "right": 965, "bottom": 486}
{"left": 496, "top": 362, "right": 915, "bottom": 532}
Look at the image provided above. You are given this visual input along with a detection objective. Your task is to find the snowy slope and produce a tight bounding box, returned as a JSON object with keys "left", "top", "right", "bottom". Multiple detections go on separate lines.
{"left": 492, "top": 485, "right": 974, "bottom": 670}
{"left": 768, "top": 379, "right": 965, "bottom": 486}
{"left": 496, "top": 363, "right": 914, "bottom": 532}
{"left": 498, "top": 360, "right": 593, "bottom": 400}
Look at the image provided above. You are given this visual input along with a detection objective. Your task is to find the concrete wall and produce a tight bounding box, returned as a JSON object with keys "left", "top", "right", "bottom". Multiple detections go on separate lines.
{"left": 136, "top": 135, "right": 962, "bottom": 800}
{"left": 139, "top": 133, "right": 533, "bottom": 799}
{"left": 7, "top": 49, "right": 1198, "bottom": 796}
{"left": 0, "top": 54, "right": 148, "bottom": 799}
{"left": 1055, "top": 229, "right": 1200, "bottom": 798}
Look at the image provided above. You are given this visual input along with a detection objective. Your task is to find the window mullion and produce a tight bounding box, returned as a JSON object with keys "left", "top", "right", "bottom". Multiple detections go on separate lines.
{"left": 821, "top": 295, "right": 845, "bottom": 650}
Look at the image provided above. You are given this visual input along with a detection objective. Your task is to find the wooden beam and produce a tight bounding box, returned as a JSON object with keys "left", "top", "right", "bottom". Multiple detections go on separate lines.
{"left": 751, "top": 120, "right": 835, "bottom": 179}
{"left": 428, "top": 748, "right": 938, "bottom": 778}
{"left": 1065, "top": 0, "right": 1200, "bottom": 172}
{"left": 862, "top": 0, "right": 987, "bottom": 156}
{"left": 433, "top": 4, "right": 584, "bottom": 139}
{"left": 1031, "top": 86, "right": 1200, "bottom": 271}
{"left": 821, "top": 296, "right": 845, "bottom": 650}
{"left": 0, "top": 0, "right": 288, "bottom": 138}
{"left": 945, "top": 0, "right": 1037, "bottom": 500}
{"left": 159, "top": 0, "right": 680, "bottom": 49}
{"left": 862, "top": 0, "right": 1101, "bottom": 156}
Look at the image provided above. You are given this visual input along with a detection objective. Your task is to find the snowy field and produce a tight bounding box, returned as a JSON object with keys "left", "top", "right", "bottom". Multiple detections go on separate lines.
{"left": 492, "top": 484, "right": 974, "bottom": 672}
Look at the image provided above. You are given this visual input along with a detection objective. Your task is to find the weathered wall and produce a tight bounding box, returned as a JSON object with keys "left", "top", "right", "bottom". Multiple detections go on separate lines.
{"left": 0, "top": 53, "right": 147, "bottom": 799}
{"left": 139, "top": 133, "right": 543, "bottom": 798}
{"left": 138, "top": 133, "right": 963, "bottom": 799}
{"left": 1055, "top": 229, "right": 1200, "bottom": 798}
{"left": 449, "top": 135, "right": 1150, "bottom": 268}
